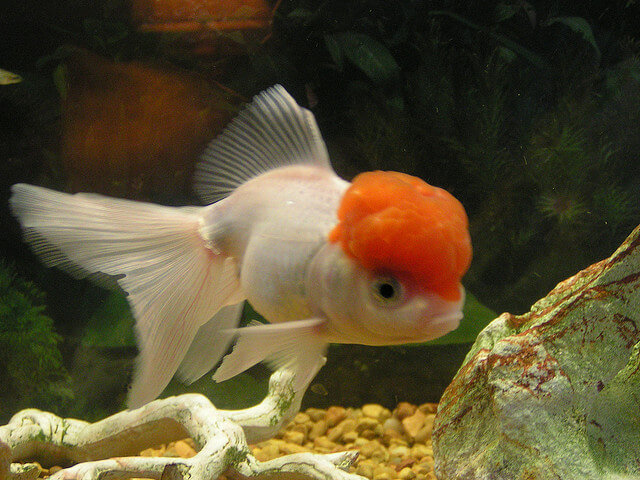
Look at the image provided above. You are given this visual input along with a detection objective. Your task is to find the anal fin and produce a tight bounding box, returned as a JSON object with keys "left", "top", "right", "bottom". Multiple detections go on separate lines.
{"left": 177, "top": 302, "right": 244, "bottom": 384}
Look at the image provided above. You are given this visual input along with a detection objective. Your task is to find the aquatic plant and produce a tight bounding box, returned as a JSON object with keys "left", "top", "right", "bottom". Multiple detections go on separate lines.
{"left": 0, "top": 262, "right": 73, "bottom": 420}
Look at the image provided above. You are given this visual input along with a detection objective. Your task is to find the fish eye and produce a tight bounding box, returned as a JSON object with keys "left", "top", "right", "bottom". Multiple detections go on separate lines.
{"left": 371, "top": 276, "right": 403, "bottom": 306}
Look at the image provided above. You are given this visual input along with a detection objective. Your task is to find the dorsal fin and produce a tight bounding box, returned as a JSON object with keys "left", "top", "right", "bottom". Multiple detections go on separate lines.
{"left": 193, "top": 85, "right": 332, "bottom": 204}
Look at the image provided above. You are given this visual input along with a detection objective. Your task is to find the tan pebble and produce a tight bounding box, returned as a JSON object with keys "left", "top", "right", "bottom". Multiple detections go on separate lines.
{"left": 413, "top": 459, "right": 433, "bottom": 474}
{"left": 281, "top": 443, "right": 309, "bottom": 454}
{"left": 342, "top": 418, "right": 358, "bottom": 432}
{"left": 395, "top": 458, "right": 417, "bottom": 471}
{"left": 381, "top": 427, "right": 404, "bottom": 447}
{"left": 383, "top": 417, "right": 403, "bottom": 434}
{"left": 261, "top": 443, "right": 281, "bottom": 458}
{"left": 348, "top": 407, "right": 362, "bottom": 419}
{"left": 342, "top": 430, "right": 358, "bottom": 443}
{"left": 353, "top": 437, "right": 369, "bottom": 447}
{"left": 305, "top": 408, "right": 326, "bottom": 422}
{"left": 373, "top": 473, "right": 392, "bottom": 480}
{"left": 368, "top": 441, "right": 389, "bottom": 461}
{"left": 294, "top": 412, "right": 311, "bottom": 424}
{"left": 327, "top": 425, "right": 343, "bottom": 442}
{"left": 418, "top": 403, "right": 438, "bottom": 414}
{"left": 283, "top": 430, "right": 305, "bottom": 445}
{"left": 414, "top": 423, "right": 433, "bottom": 444}
{"left": 314, "top": 435, "right": 338, "bottom": 451}
{"left": 373, "top": 465, "right": 394, "bottom": 480}
{"left": 271, "top": 439, "right": 288, "bottom": 449}
{"left": 361, "top": 403, "right": 381, "bottom": 418}
{"left": 171, "top": 439, "right": 196, "bottom": 458}
{"left": 388, "top": 437, "right": 409, "bottom": 447}
{"left": 327, "top": 418, "right": 356, "bottom": 442}
{"left": 402, "top": 409, "right": 426, "bottom": 438}
{"left": 325, "top": 406, "right": 347, "bottom": 427}
{"left": 291, "top": 422, "right": 309, "bottom": 438}
{"left": 411, "top": 444, "right": 431, "bottom": 459}
{"left": 362, "top": 404, "right": 391, "bottom": 423}
{"left": 308, "top": 419, "right": 328, "bottom": 440}
{"left": 394, "top": 402, "right": 416, "bottom": 420}
{"left": 389, "top": 444, "right": 410, "bottom": 458}
{"left": 252, "top": 447, "right": 269, "bottom": 462}
{"left": 356, "top": 417, "right": 379, "bottom": 434}
{"left": 360, "top": 429, "right": 378, "bottom": 440}
{"left": 360, "top": 423, "right": 384, "bottom": 440}
{"left": 141, "top": 447, "right": 164, "bottom": 457}
{"left": 416, "top": 415, "right": 435, "bottom": 442}
{"left": 355, "top": 459, "right": 375, "bottom": 478}
{"left": 373, "top": 465, "right": 390, "bottom": 475}
{"left": 399, "top": 467, "right": 417, "bottom": 480}
{"left": 358, "top": 439, "right": 383, "bottom": 458}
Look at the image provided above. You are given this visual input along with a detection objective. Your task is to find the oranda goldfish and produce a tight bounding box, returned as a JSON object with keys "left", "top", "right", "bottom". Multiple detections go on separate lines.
{"left": 10, "top": 85, "right": 472, "bottom": 407}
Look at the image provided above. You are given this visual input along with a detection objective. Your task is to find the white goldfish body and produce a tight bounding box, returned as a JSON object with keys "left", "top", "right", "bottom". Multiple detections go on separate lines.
{"left": 10, "top": 85, "right": 472, "bottom": 407}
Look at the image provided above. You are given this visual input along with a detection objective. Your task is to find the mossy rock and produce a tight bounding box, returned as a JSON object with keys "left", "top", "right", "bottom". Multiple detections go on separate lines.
{"left": 433, "top": 224, "right": 640, "bottom": 480}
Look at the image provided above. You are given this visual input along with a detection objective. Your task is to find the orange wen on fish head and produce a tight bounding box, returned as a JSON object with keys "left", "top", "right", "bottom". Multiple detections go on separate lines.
{"left": 328, "top": 171, "right": 472, "bottom": 301}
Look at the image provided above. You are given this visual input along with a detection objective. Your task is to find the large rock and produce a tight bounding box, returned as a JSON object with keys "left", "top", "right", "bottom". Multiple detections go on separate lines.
{"left": 433, "top": 225, "right": 640, "bottom": 480}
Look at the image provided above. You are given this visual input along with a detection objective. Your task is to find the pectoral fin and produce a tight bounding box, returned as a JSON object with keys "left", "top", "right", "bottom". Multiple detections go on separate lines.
{"left": 213, "top": 319, "right": 327, "bottom": 394}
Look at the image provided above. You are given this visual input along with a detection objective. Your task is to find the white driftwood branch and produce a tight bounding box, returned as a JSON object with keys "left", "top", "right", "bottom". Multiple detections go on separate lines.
{"left": 0, "top": 367, "right": 364, "bottom": 480}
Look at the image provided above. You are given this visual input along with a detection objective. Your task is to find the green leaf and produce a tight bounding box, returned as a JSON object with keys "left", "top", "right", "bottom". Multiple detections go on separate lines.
{"left": 544, "top": 16, "right": 601, "bottom": 61}
{"left": 429, "top": 10, "right": 548, "bottom": 69}
{"left": 494, "top": 2, "right": 520, "bottom": 23}
{"left": 287, "top": 8, "right": 314, "bottom": 22}
{"left": 81, "top": 291, "right": 136, "bottom": 348}
{"left": 323, "top": 34, "right": 344, "bottom": 70}
{"left": 496, "top": 46, "right": 518, "bottom": 64}
{"left": 0, "top": 68, "right": 22, "bottom": 85}
{"left": 386, "top": 93, "right": 405, "bottom": 111}
{"left": 424, "top": 292, "right": 497, "bottom": 345}
{"left": 327, "top": 32, "right": 400, "bottom": 84}
{"left": 52, "top": 64, "right": 67, "bottom": 100}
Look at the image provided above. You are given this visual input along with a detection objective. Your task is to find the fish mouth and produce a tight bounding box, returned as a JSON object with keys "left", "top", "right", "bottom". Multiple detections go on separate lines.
{"left": 433, "top": 309, "right": 464, "bottom": 326}
{"left": 416, "top": 286, "right": 465, "bottom": 339}
{"left": 412, "top": 309, "right": 463, "bottom": 342}
{"left": 362, "top": 309, "right": 463, "bottom": 346}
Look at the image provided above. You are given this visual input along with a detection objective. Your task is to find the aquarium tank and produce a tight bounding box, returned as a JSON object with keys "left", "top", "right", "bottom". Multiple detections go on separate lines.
{"left": 1, "top": 0, "right": 639, "bottom": 479}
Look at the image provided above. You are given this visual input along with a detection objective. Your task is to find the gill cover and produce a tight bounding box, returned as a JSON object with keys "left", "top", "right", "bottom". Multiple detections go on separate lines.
{"left": 328, "top": 171, "right": 471, "bottom": 301}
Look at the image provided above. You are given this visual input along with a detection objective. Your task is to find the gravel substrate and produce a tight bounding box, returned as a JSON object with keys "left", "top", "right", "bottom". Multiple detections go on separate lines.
{"left": 253, "top": 402, "right": 438, "bottom": 480}
{"left": 37, "top": 402, "right": 438, "bottom": 480}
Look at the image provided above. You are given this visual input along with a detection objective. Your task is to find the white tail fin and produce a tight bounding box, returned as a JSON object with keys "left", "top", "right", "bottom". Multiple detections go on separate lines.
{"left": 9, "top": 184, "right": 243, "bottom": 407}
